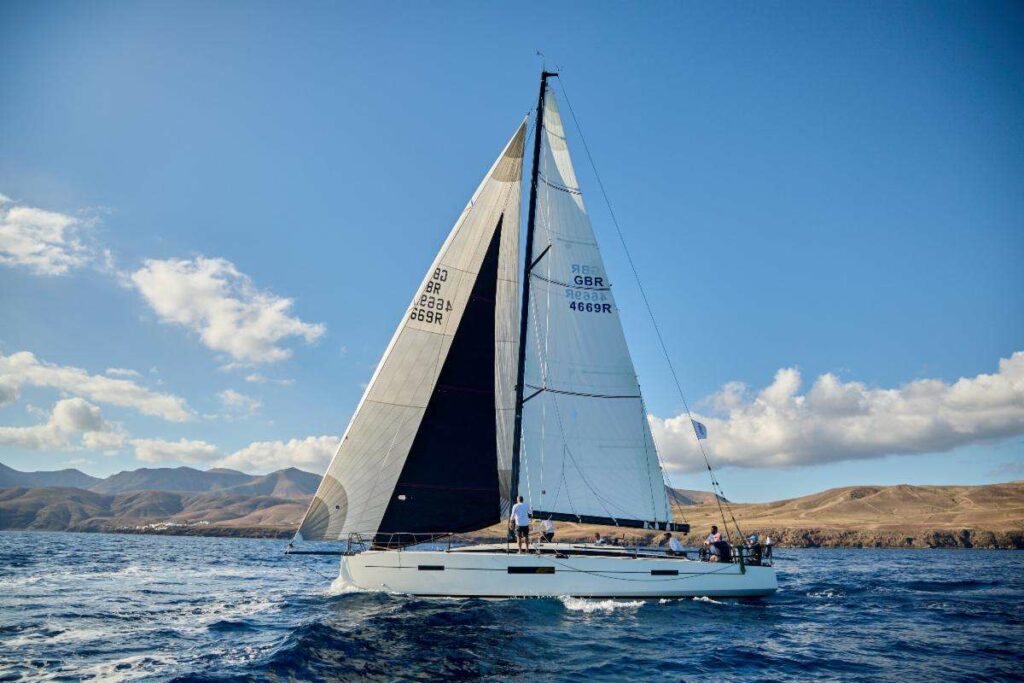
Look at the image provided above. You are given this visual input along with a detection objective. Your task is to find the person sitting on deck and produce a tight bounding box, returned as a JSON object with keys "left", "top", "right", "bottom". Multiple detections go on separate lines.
{"left": 510, "top": 496, "right": 531, "bottom": 554}
{"left": 664, "top": 532, "right": 684, "bottom": 556}
{"left": 705, "top": 525, "right": 732, "bottom": 562}
{"left": 540, "top": 519, "right": 555, "bottom": 543}
{"left": 593, "top": 532, "right": 607, "bottom": 545}
{"left": 746, "top": 534, "right": 763, "bottom": 565}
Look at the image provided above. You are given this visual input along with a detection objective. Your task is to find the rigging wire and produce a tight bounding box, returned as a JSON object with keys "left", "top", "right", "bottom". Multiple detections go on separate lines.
{"left": 555, "top": 76, "right": 745, "bottom": 544}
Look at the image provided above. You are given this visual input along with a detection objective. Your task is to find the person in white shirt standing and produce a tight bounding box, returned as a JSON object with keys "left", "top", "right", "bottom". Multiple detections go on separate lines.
{"left": 510, "top": 496, "right": 531, "bottom": 553}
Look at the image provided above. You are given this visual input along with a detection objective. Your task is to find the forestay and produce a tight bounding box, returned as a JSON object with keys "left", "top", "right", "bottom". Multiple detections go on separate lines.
{"left": 298, "top": 121, "right": 525, "bottom": 544}
{"left": 518, "top": 88, "right": 672, "bottom": 527}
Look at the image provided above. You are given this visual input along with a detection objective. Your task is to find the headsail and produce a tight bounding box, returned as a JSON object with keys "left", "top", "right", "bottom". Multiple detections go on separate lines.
{"left": 299, "top": 121, "right": 525, "bottom": 544}
{"left": 517, "top": 86, "right": 675, "bottom": 530}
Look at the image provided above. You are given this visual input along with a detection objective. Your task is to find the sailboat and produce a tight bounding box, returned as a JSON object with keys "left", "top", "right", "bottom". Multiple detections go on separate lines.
{"left": 293, "top": 72, "right": 777, "bottom": 598}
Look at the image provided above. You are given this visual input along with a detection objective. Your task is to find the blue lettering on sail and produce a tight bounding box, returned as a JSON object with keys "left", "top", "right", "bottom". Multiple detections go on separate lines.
{"left": 566, "top": 264, "right": 612, "bottom": 314}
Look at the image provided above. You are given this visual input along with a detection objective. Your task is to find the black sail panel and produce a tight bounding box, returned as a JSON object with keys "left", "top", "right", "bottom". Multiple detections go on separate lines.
{"left": 374, "top": 221, "right": 504, "bottom": 547}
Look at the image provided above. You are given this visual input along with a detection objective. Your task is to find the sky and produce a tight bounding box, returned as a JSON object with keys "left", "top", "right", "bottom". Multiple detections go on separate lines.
{"left": 1, "top": 1, "right": 1022, "bottom": 503}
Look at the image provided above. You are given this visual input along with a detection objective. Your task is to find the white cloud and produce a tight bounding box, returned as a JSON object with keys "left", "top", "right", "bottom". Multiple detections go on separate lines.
{"left": 215, "top": 435, "right": 338, "bottom": 474}
{"left": 0, "top": 196, "right": 93, "bottom": 275}
{"left": 123, "top": 433, "right": 337, "bottom": 472}
{"left": 105, "top": 367, "right": 142, "bottom": 379}
{"left": 0, "top": 351, "right": 193, "bottom": 422}
{"left": 244, "top": 373, "right": 294, "bottom": 386}
{"left": 217, "top": 388, "right": 261, "bottom": 415}
{"left": 82, "top": 430, "right": 127, "bottom": 452}
{"left": 0, "top": 398, "right": 124, "bottom": 452}
{"left": 651, "top": 352, "right": 1024, "bottom": 471}
{"left": 130, "top": 257, "right": 325, "bottom": 364}
{"left": 131, "top": 437, "right": 220, "bottom": 464}
{"left": 0, "top": 377, "right": 19, "bottom": 407}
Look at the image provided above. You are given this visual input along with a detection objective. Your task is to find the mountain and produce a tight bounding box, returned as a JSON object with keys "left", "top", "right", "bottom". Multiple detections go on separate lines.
{"left": 473, "top": 482, "right": 1024, "bottom": 549}
{"left": 0, "top": 486, "right": 111, "bottom": 529}
{"left": 667, "top": 486, "right": 725, "bottom": 506}
{"left": 0, "top": 463, "right": 678, "bottom": 501}
{"left": 0, "top": 486, "right": 307, "bottom": 536}
{"left": 1, "top": 463, "right": 1021, "bottom": 548}
{"left": 222, "top": 467, "right": 320, "bottom": 498}
{"left": 0, "top": 462, "right": 100, "bottom": 490}
{"left": 0, "top": 463, "right": 320, "bottom": 537}
{"left": 89, "top": 466, "right": 256, "bottom": 494}
{"left": 670, "top": 482, "right": 1024, "bottom": 549}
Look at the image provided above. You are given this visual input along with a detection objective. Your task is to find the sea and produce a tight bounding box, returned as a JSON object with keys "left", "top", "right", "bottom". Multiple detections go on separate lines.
{"left": 1, "top": 532, "right": 1022, "bottom": 682}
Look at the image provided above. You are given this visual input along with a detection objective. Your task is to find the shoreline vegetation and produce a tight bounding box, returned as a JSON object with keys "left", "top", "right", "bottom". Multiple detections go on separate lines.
{"left": 1, "top": 465, "right": 1021, "bottom": 549}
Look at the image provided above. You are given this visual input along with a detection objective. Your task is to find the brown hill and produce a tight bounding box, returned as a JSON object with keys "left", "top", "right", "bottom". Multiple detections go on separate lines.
{"left": 0, "top": 463, "right": 101, "bottom": 489}
{"left": 472, "top": 482, "right": 1024, "bottom": 550}
{"left": 0, "top": 486, "right": 306, "bottom": 537}
{"left": 667, "top": 482, "right": 1024, "bottom": 549}
{"left": 221, "top": 468, "right": 320, "bottom": 498}
{"left": 668, "top": 487, "right": 725, "bottom": 506}
{"left": 1, "top": 481, "right": 1022, "bottom": 548}
{"left": 89, "top": 466, "right": 256, "bottom": 494}
{"left": 0, "top": 487, "right": 111, "bottom": 529}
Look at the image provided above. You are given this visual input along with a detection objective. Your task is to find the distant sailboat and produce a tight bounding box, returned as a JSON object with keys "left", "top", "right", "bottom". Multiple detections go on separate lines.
{"left": 294, "top": 72, "right": 777, "bottom": 598}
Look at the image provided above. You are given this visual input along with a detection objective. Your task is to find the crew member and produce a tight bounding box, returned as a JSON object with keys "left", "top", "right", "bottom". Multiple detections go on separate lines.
{"left": 510, "top": 496, "right": 531, "bottom": 553}
{"left": 665, "top": 532, "right": 684, "bottom": 556}
{"left": 541, "top": 518, "right": 555, "bottom": 543}
{"left": 705, "top": 525, "right": 730, "bottom": 562}
{"left": 747, "top": 534, "right": 763, "bottom": 565}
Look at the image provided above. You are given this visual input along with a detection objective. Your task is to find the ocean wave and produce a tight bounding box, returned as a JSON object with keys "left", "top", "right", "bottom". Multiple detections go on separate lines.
{"left": 77, "top": 653, "right": 179, "bottom": 681}
{"left": 691, "top": 595, "right": 725, "bottom": 605}
{"left": 327, "top": 575, "right": 369, "bottom": 596}
{"left": 558, "top": 596, "right": 644, "bottom": 613}
{"left": 4, "top": 534, "right": 1024, "bottom": 683}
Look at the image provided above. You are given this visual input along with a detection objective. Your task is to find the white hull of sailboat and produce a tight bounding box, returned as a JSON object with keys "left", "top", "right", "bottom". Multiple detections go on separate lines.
{"left": 336, "top": 544, "right": 777, "bottom": 598}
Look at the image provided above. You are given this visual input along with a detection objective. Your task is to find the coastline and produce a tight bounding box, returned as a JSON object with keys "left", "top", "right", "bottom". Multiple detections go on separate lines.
{"left": 3, "top": 524, "right": 1020, "bottom": 549}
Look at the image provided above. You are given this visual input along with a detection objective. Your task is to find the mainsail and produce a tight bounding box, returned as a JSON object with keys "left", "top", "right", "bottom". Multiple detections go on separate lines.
{"left": 298, "top": 121, "right": 525, "bottom": 544}
{"left": 516, "top": 85, "right": 675, "bottom": 530}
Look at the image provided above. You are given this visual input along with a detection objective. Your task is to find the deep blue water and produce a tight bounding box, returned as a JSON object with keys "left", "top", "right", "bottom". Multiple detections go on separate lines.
{"left": 1, "top": 532, "right": 1022, "bottom": 682}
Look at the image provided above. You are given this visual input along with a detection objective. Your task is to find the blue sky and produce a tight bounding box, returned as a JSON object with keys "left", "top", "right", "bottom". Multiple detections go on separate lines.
{"left": 1, "top": 1, "right": 1021, "bottom": 502}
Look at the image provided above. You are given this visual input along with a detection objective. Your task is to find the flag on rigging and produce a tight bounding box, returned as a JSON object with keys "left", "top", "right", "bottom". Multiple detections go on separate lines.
{"left": 691, "top": 419, "right": 708, "bottom": 440}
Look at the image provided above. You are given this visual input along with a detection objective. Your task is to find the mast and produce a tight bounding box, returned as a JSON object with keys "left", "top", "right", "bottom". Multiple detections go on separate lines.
{"left": 510, "top": 70, "right": 557, "bottom": 507}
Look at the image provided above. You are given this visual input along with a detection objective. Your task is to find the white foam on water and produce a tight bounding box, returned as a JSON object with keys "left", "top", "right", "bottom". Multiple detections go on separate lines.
{"left": 327, "top": 575, "right": 369, "bottom": 595}
{"left": 76, "top": 653, "right": 178, "bottom": 681}
{"left": 692, "top": 596, "right": 725, "bottom": 605}
{"left": 86, "top": 564, "right": 147, "bottom": 580}
{"left": 559, "top": 596, "right": 644, "bottom": 613}
{"left": 167, "top": 594, "right": 281, "bottom": 635}
{"left": 3, "top": 622, "right": 111, "bottom": 648}
{"left": 0, "top": 574, "right": 43, "bottom": 589}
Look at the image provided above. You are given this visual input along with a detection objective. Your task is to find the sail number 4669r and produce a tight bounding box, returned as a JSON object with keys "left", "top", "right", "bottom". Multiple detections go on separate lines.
{"left": 411, "top": 267, "right": 453, "bottom": 325}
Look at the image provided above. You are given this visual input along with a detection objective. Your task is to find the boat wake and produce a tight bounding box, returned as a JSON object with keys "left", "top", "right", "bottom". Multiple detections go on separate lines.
{"left": 691, "top": 595, "right": 727, "bottom": 605}
{"left": 558, "top": 596, "right": 644, "bottom": 613}
{"left": 327, "top": 575, "right": 369, "bottom": 596}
